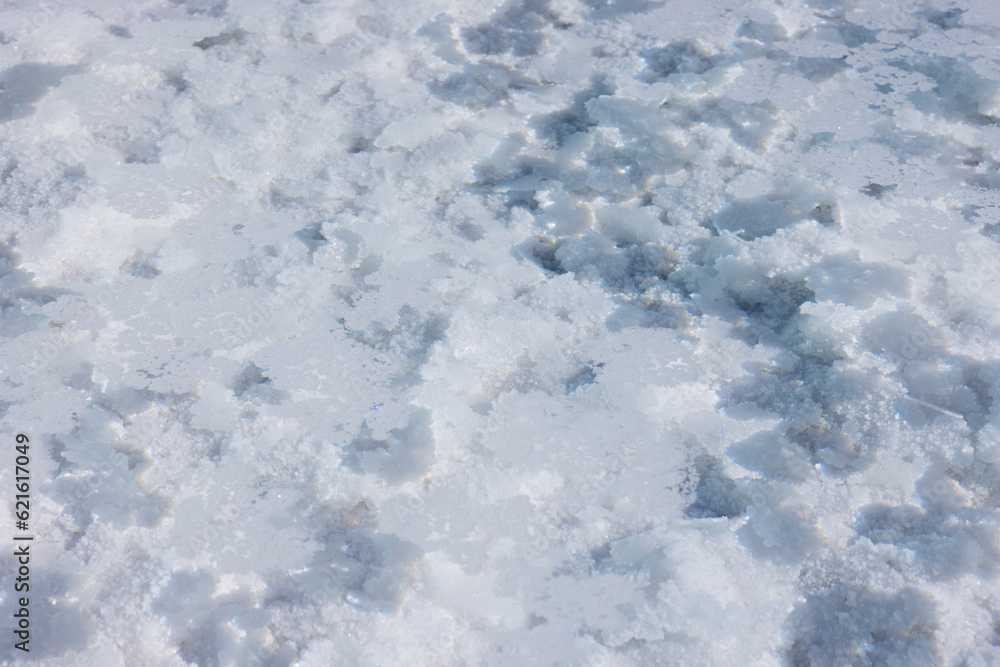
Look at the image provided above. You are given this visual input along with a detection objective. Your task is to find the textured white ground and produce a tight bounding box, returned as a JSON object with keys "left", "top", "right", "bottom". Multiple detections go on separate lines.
{"left": 2, "top": 0, "right": 1000, "bottom": 665}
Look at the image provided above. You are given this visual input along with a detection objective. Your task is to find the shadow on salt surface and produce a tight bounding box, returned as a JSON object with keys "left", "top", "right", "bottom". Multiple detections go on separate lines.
{"left": 151, "top": 567, "right": 296, "bottom": 667}
{"left": 685, "top": 448, "right": 822, "bottom": 562}
{"left": 712, "top": 198, "right": 817, "bottom": 241}
{"left": 457, "top": 0, "right": 553, "bottom": 58}
{"left": 727, "top": 430, "right": 813, "bottom": 483}
{"left": 541, "top": 232, "right": 677, "bottom": 293}
{"left": 783, "top": 583, "right": 942, "bottom": 667}
{"left": 892, "top": 54, "right": 1000, "bottom": 125}
{"left": 854, "top": 501, "right": 1000, "bottom": 581}
{"left": 636, "top": 40, "right": 715, "bottom": 83}
{"left": 709, "top": 183, "right": 842, "bottom": 242}
{"left": 862, "top": 309, "right": 992, "bottom": 431}
{"left": 341, "top": 407, "right": 436, "bottom": 483}
{"left": 156, "top": 494, "right": 422, "bottom": 666}
{"left": 719, "top": 355, "right": 885, "bottom": 477}
{"left": 529, "top": 76, "right": 613, "bottom": 149}
{"left": 0, "top": 240, "right": 71, "bottom": 337}
{"left": 152, "top": 570, "right": 236, "bottom": 667}
{"left": 282, "top": 512, "right": 423, "bottom": 611}
{"left": 684, "top": 453, "right": 750, "bottom": 520}
{"left": 427, "top": 62, "right": 538, "bottom": 110}
{"left": 702, "top": 260, "right": 924, "bottom": 481}
{"left": 0, "top": 63, "right": 78, "bottom": 123}
{"left": 736, "top": 494, "right": 823, "bottom": 564}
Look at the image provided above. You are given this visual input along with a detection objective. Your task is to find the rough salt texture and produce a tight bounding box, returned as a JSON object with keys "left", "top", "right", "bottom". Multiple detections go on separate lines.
{"left": 1, "top": 0, "right": 999, "bottom": 665}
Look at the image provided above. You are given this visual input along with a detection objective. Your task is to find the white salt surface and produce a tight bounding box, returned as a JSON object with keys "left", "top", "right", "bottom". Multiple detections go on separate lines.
{"left": 1, "top": 0, "right": 999, "bottom": 665}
